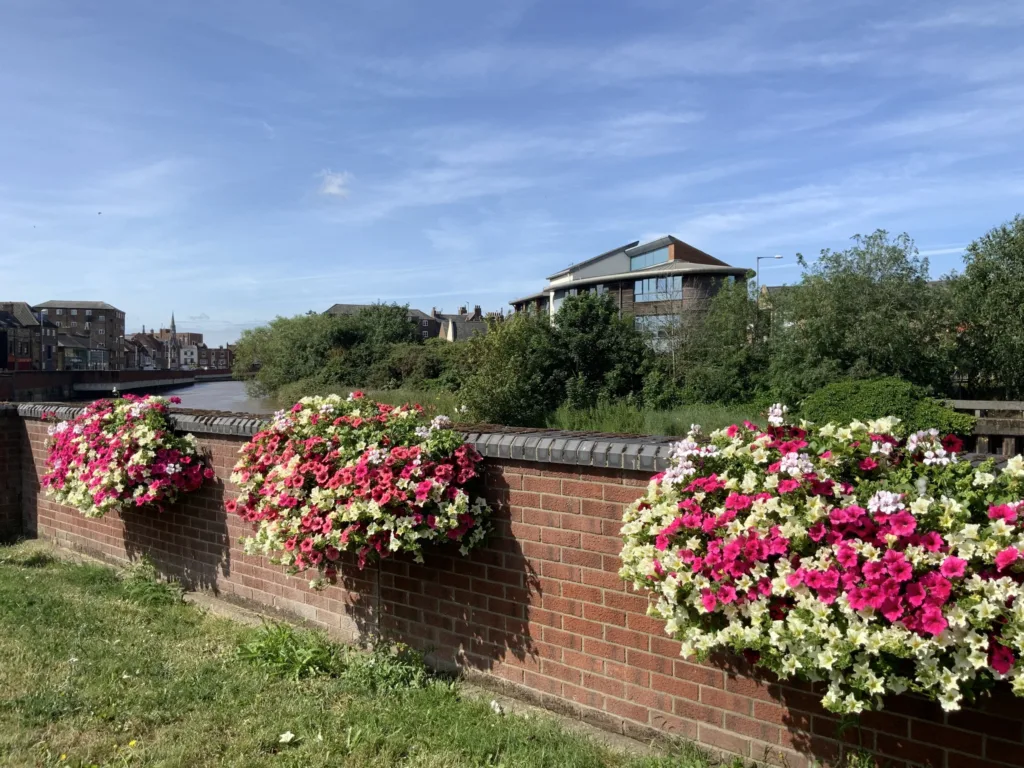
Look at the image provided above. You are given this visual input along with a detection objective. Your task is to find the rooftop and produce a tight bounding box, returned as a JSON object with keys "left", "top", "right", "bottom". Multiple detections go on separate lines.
{"left": 325, "top": 303, "right": 432, "bottom": 320}
{"left": 510, "top": 261, "right": 747, "bottom": 306}
{"left": 34, "top": 300, "right": 121, "bottom": 311}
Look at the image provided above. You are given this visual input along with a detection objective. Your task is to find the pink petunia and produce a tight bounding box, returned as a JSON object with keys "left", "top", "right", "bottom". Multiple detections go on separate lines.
{"left": 700, "top": 589, "right": 718, "bottom": 612}
{"left": 859, "top": 457, "right": 879, "bottom": 471}
{"left": 940, "top": 557, "right": 967, "bottom": 579}
{"left": 990, "top": 642, "right": 1016, "bottom": 675}
{"left": 995, "top": 547, "right": 1021, "bottom": 572}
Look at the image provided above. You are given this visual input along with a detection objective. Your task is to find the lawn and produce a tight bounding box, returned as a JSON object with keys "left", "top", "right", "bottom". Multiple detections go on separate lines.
{"left": 0, "top": 542, "right": 723, "bottom": 768}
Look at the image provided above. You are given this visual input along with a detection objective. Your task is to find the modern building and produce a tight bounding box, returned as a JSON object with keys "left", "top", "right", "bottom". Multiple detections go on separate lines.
{"left": 510, "top": 236, "right": 748, "bottom": 340}
{"left": 33, "top": 301, "right": 126, "bottom": 369}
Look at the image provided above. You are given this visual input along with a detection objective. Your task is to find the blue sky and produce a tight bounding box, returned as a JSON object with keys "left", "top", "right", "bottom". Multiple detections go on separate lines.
{"left": 2, "top": 0, "right": 1023, "bottom": 345}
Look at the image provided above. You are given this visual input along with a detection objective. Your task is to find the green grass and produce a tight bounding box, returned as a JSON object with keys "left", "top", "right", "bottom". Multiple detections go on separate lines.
{"left": 547, "top": 402, "right": 761, "bottom": 436}
{"left": 0, "top": 541, "right": 719, "bottom": 768}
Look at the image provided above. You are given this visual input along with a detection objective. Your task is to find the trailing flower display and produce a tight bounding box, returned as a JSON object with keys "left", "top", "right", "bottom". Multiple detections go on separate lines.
{"left": 42, "top": 395, "right": 212, "bottom": 518}
{"left": 230, "top": 393, "right": 489, "bottom": 584}
{"left": 620, "top": 406, "right": 1024, "bottom": 713}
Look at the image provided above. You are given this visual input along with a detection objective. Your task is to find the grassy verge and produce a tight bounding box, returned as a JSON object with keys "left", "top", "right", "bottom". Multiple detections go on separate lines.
{"left": 546, "top": 402, "right": 761, "bottom": 436}
{"left": 0, "top": 542, "right": 722, "bottom": 768}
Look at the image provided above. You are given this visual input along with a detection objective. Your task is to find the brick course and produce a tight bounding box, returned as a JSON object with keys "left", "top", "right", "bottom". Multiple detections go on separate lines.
{"left": 6, "top": 409, "right": 1024, "bottom": 768}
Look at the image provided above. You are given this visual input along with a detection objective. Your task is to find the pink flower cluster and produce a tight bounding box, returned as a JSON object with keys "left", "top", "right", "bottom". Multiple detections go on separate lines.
{"left": 230, "top": 394, "right": 489, "bottom": 577}
{"left": 622, "top": 410, "right": 1024, "bottom": 712}
{"left": 42, "top": 395, "right": 211, "bottom": 517}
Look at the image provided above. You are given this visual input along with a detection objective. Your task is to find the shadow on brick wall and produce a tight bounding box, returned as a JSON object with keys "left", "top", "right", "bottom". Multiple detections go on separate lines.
{"left": 122, "top": 477, "right": 231, "bottom": 592}
{"left": 712, "top": 650, "right": 1024, "bottom": 767}
{"left": 372, "top": 468, "right": 539, "bottom": 676}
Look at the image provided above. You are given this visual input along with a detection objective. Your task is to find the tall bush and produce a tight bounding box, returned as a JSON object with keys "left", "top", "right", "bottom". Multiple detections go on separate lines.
{"left": 800, "top": 378, "right": 975, "bottom": 436}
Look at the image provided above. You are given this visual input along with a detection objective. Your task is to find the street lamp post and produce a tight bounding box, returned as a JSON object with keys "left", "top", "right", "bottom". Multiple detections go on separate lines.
{"left": 756, "top": 254, "right": 783, "bottom": 289}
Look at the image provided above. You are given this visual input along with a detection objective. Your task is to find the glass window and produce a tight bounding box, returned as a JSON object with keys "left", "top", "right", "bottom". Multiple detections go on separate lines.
{"left": 70, "top": 309, "right": 77, "bottom": 316}
{"left": 71, "top": 321, "right": 77, "bottom": 328}
{"left": 56, "top": 308, "right": 63, "bottom": 315}
{"left": 98, "top": 329, "right": 105, "bottom": 336}
{"left": 595, "top": 284, "right": 607, "bottom": 295}
{"left": 629, "top": 246, "right": 669, "bottom": 271}
{"left": 635, "top": 314, "right": 678, "bottom": 334}
{"left": 98, "top": 314, "right": 105, "bottom": 321}
{"left": 634, "top": 275, "right": 683, "bottom": 302}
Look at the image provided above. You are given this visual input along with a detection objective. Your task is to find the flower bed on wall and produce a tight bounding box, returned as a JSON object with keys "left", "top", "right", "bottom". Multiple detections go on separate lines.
{"left": 42, "top": 395, "right": 211, "bottom": 518}
{"left": 620, "top": 404, "right": 1024, "bottom": 714}
{"left": 230, "top": 393, "right": 489, "bottom": 585}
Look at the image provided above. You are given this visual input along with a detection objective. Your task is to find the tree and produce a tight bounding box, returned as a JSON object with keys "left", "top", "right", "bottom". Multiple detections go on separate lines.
{"left": 953, "top": 215, "right": 1024, "bottom": 397}
{"left": 555, "top": 293, "right": 649, "bottom": 409}
{"left": 768, "top": 231, "right": 956, "bottom": 403}
{"left": 232, "top": 304, "right": 419, "bottom": 397}
{"left": 232, "top": 312, "right": 348, "bottom": 397}
{"left": 461, "top": 313, "right": 564, "bottom": 426}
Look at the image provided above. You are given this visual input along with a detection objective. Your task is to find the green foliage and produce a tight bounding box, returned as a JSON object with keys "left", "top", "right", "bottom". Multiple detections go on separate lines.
{"left": 118, "top": 558, "right": 183, "bottom": 606}
{"left": 953, "top": 215, "right": 1024, "bottom": 398}
{"left": 769, "top": 231, "right": 957, "bottom": 403}
{"left": 547, "top": 401, "right": 760, "bottom": 436}
{"left": 232, "top": 304, "right": 417, "bottom": 398}
{"left": 340, "top": 642, "right": 431, "bottom": 695}
{"left": 660, "top": 277, "right": 770, "bottom": 407}
{"left": 556, "top": 292, "right": 649, "bottom": 409}
{"left": 236, "top": 623, "right": 343, "bottom": 680}
{"left": 461, "top": 313, "right": 565, "bottom": 426}
{"left": 799, "top": 377, "right": 976, "bottom": 436}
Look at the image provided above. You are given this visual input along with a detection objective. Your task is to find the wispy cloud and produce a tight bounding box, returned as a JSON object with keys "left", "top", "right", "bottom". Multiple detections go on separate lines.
{"left": 318, "top": 169, "right": 352, "bottom": 198}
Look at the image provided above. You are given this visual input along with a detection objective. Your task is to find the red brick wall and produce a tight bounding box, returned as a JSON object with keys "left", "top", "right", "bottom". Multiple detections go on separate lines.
{"left": 11, "top": 413, "right": 1024, "bottom": 768}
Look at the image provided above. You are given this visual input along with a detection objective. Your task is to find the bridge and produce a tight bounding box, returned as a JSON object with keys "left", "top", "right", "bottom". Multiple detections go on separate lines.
{"left": 0, "top": 369, "right": 234, "bottom": 402}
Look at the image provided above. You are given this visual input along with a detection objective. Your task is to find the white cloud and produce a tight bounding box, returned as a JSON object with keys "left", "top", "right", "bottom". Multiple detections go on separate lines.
{"left": 318, "top": 169, "right": 352, "bottom": 198}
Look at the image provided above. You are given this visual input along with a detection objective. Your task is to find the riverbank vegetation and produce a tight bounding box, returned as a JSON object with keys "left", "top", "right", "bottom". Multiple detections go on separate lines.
{"left": 232, "top": 217, "right": 1024, "bottom": 433}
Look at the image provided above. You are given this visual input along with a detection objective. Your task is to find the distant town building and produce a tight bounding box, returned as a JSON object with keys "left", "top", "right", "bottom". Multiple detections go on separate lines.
{"left": 33, "top": 300, "right": 126, "bottom": 370}
{"left": 435, "top": 306, "right": 490, "bottom": 342}
{"left": 0, "top": 302, "right": 58, "bottom": 370}
{"left": 197, "top": 343, "right": 233, "bottom": 370}
{"left": 510, "top": 236, "right": 748, "bottom": 343}
{"left": 325, "top": 303, "right": 492, "bottom": 342}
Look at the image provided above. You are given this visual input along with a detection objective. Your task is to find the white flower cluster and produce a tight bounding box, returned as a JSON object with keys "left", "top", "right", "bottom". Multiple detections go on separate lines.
{"left": 767, "top": 403, "right": 788, "bottom": 427}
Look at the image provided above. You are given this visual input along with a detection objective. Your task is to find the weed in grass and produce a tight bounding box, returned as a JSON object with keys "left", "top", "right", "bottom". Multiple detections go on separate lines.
{"left": 118, "top": 558, "right": 183, "bottom": 606}
{"left": 341, "top": 641, "right": 433, "bottom": 694}
{"left": 237, "top": 623, "right": 344, "bottom": 680}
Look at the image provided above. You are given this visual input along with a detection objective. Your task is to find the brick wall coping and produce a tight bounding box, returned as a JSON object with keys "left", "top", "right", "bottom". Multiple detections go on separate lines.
{"left": 2, "top": 402, "right": 682, "bottom": 471}
{"left": 4, "top": 402, "right": 1006, "bottom": 474}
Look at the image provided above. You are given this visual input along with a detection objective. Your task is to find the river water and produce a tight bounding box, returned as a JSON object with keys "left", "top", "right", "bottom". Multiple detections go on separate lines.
{"left": 161, "top": 380, "right": 277, "bottom": 415}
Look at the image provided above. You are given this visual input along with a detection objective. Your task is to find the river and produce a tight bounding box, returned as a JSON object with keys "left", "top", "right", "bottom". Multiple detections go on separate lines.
{"left": 160, "top": 380, "right": 277, "bottom": 414}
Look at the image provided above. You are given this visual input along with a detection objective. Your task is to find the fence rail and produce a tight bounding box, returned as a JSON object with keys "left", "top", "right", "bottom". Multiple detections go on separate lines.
{"left": 948, "top": 400, "right": 1024, "bottom": 455}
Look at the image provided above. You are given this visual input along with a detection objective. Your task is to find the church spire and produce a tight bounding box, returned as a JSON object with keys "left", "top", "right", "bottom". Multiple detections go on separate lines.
{"left": 170, "top": 312, "right": 177, "bottom": 335}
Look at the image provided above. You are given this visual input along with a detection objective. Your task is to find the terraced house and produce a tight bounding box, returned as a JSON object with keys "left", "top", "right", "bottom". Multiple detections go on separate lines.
{"left": 510, "top": 236, "right": 748, "bottom": 340}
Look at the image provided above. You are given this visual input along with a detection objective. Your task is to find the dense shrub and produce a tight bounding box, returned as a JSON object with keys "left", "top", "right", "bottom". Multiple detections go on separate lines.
{"left": 800, "top": 378, "right": 975, "bottom": 436}
{"left": 621, "top": 406, "right": 1024, "bottom": 713}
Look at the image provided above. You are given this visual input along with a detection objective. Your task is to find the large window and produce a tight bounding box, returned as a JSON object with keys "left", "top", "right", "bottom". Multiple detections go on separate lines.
{"left": 629, "top": 246, "right": 669, "bottom": 271}
{"left": 634, "top": 275, "right": 683, "bottom": 302}
{"left": 635, "top": 314, "right": 679, "bottom": 351}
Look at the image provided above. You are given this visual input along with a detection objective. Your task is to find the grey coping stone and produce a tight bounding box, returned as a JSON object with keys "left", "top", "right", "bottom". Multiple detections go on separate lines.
{"left": 3, "top": 402, "right": 1008, "bottom": 472}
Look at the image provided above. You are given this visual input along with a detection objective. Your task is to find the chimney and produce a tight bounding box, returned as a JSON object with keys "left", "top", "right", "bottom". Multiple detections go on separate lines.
{"left": 458, "top": 306, "right": 467, "bottom": 315}
{"left": 472, "top": 305, "right": 482, "bottom": 320}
